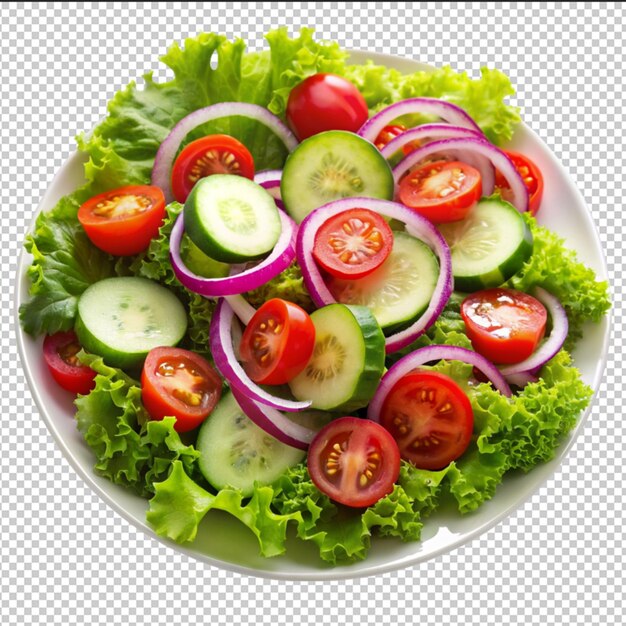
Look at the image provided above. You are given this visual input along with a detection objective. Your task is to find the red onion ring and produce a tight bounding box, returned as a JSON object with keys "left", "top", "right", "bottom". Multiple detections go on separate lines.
{"left": 380, "top": 123, "right": 484, "bottom": 159}
{"left": 169, "top": 209, "right": 297, "bottom": 297}
{"left": 254, "top": 170, "right": 282, "bottom": 200}
{"left": 499, "top": 288, "right": 568, "bottom": 377}
{"left": 358, "top": 98, "right": 483, "bottom": 144}
{"left": 231, "top": 388, "right": 319, "bottom": 450}
{"left": 367, "top": 344, "right": 513, "bottom": 423}
{"left": 505, "top": 371, "right": 540, "bottom": 387}
{"left": 295, "top": 197, "right": 453, "bottom": 354}
{"left": 152, "top": 103, "right": 298, "bottom": 202}
{"left": 393, "top": 138, "right": 529, "bottom": 212}
{"left": 210, "top": 298, "right": 312, "bottom": 412}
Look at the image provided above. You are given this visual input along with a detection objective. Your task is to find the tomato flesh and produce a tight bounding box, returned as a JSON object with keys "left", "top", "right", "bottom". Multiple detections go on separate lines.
{"left": 171, "top": 134, "right": 255, "bottom": 203}
{"left": 380, "top": 371, "right": 474, "bottom": 470}
{"left": 141, "top": 347, "right": 222, "bottom": 433}
{"left": 77, "top": 185, "right": 166, "bottom": 256}
{"left": 239, "top": 298, "right": 316, "bottom": 385}
{"left": 286, "top": 73, "right": 369, "bottom": 141}
{"left": 307, "top": 417, "right": 401, "bottom": 508}
{"left": 398, "top": 160, "right": 482, "bottom": 223}
{"left": 43, "top": 331, "right": 96, "bottom": 395}
{"left": 495, "top": 150, "right": 544, "bottom": 215}
{"left": 312, "top": 208, "right": 394, "bottom": 280}
{"left": 461, "top": 288, "right": 548, "bottom": 365}
{"left": 374, "top": 124, "right": 407, "bottom": 150}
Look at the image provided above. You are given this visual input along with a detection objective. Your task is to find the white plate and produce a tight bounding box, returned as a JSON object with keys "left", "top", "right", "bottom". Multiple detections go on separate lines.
{"left": 15, "top": 50, "right": 610, "bottom": 580}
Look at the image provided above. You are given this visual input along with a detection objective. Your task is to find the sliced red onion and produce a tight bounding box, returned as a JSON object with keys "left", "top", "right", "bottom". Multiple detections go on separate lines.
{"left": 367, "top": 344, "right": 512, "bottom": 422}
{"left": 296, "top": 197, "right": 453, "bottom": 354}
{"left": 210, "top": 298, "right": 312, "bottom": 412}
{"left": 169, "top": 208, "right": 296, "bottom": 297}
{"left": 393, "top": 138, "right": 529, "bottom": 212}
{"left": 499, "top": 288, "right": 568, "bottom": 377}
{"left": 254, "top": 169, "right": 283, "bottom": 201}
{"left": 152, "top": 103, "right": 298, "bottom": 202}
{"left": 505, "top": 371, "right": 539, "bottom": 387}
{"left": 231, "top": 388, "right": 318, "bottom": 450}
{"left": 380, "top": 123, "right": 484, "bottom": 159}
{"left": 223, "top": 294, "right": 256, "bottom": 325}
{"left": 358, "top": 98, "right": 482, "bottom": 144}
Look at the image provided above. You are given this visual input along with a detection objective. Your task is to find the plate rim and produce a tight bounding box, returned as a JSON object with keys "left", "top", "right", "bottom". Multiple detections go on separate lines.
{"left": 14, "top": 48, "right": 612, "bottom": 581}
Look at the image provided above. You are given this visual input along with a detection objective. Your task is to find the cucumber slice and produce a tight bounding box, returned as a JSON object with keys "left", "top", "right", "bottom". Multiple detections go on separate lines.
{"left": 438, "top": 197, "right": 533, "bottom": 292}
{"left": 281, "top": 130, "right": 394, "bottom": 223}
{"left": 288, "top": 304, "right": 385, "bottom": 412}
{"left": 75, "top": 277, "right": 188, "bottom": 369}
{"left": 327, "top": 232, "right": 439, "bottom": 334}
{"left": 184, "top": 174, "right": 281, "bottom": 264}
{"left": 197, "top": 391, "right": 305, "bottom": 496}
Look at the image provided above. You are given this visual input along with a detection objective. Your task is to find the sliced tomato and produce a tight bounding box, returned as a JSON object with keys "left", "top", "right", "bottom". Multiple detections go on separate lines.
{"left": 398, "top": 160, "right": 482, "bottom": 223}
{"left": 43, "top": 331, "right": 96, "bottom": 395}
{"left": 77, "top": 185, "right": 166, "bottom": 256}
{"left": 239, "top": 299, "right": 316, "bottom": 385}
{"left": 307, "top": 417, "right": 401, "bottom": 508}
{"left": 286, "top": 73, "right": 369, "bottom": 141}
{"left": 495, "top": 150, "right": 544, "bottom": 215}
{"left": 380, "top": 371, "right": 474, "bottom": 470}
{"left": 460, "top": 288, "right": 547, "bottom": 364}
{"left": 171, "top": 134, "right": 255, "bottom": 203}
{"left": 374, "top": 124, "right": 407, "bottom": 150}
{"left": 141, "top": 347, "right": 222, "bottom": 433}
{"left": 312, "top": 208, "right": 393, "bottom": 280}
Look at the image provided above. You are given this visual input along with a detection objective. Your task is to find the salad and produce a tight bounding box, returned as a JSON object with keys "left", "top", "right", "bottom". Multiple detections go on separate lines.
{"left": 19, "top": 28, "right": 610, "bottom": 565}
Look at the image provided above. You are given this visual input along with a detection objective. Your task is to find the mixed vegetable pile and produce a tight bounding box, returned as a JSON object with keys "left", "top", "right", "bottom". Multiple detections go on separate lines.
{"left": 21, "top": 29, "right": 610, "bottom": 565}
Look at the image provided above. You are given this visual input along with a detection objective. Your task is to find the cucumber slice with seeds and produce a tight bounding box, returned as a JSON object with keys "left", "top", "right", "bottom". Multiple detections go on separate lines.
{"left": 197, "top": 391, "right": 305, "bottom": 497}
{"left": 327, "top": 232, "right": 439, "bottom": 334}
{"left": 288, "top": 304, "right": 385, "bottom": 412}
{"left": 281, "top": 130, "right": 394, "bottom": 223}
{"left": 438, "top": 197, "right": 533, "bottom": 292}
{"left": 75, "top": 277, "right": 188, "bottom": 369}
{"left": 184, "top": 174, "right": 281, "bottom": 264}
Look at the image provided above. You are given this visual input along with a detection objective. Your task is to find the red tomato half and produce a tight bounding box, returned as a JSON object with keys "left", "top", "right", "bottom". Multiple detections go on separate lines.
{"left": 307, "top": 417, "right": 401, "bottom": 508}
{"left": 495, "top": 150, "right": 544, "bottom": 215}
{"left": 78, "top": 185, "right": 166, "bottom": 256}
{"left": 286, "top": 73, "right": 369, "bottom": 141}
{"left": 312, "top": 208, "right": 394, "bottom": 280}
{"left": 374, "top": 124, "right": 407, "bottom": 150}
{"left": 461, "top": 288, "right": 548, "bottom": 365}
{"left": 171, "top": 134, "right": 255, "bottom": 203}
{"left": 380, "top": 371, "right": 474, "bottom": 470}
{"left": 43, "top": 331, "right": 96, "bottom": 395}
{"left": 141, "top": 347, "right": 222, "bottom": 433}
{"left": 398, "top": 160, "right": 482, "bottom": 223}
{"left": 239, "top": 299, "right": 316, "bottom": 385}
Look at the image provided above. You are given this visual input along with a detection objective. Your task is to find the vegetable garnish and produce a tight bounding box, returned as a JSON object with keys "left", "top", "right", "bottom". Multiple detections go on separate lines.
{"left": 171, "top": 134, "right": 255, "bottom": 203}
{"left": 43, "top": 331, "right": 96, "bottom": 395}
{"left": 77, "top": 185, "right": 166, "bottom": 256}
{"left": 152, "top": 102, "right": 298, "bottom": 203}
{"left": 19, "top": 28, "right": 610, "bottom": 566}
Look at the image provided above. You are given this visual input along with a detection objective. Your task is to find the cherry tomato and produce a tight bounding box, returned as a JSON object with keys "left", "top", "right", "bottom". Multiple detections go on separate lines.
{"left": 307, "top": 417, "right": 401, "bottom": 508}
{"left": 141, "top": 347, "right": 222, "bottom": 433}
{"left": 239, "top": 299, "right": 316, "bottom": 385}
{"left": 312, "top": 208, "right": 394, "bottom": 280}
{"left": 380, "top": 371, "right": 474, "bottom": 470}
{"left": 43, "top": 331, "right": 96, "bottom": 395}
{"left": 460, "top": 288, "right": 548, "bottom": 365}
{"left": 286, "top": 73, "right": 369, "bottom": 141}
{"left": 398, "top": 160, "right": 482, "bottom": 223}
{"left": 77, "top": 185, "right": 166, "bottom": 256}
{"left": 374, "top": 124, "right": 407, "bottom": 149}
{"left": 495, "top": 150, "right": 544, "bottom": 215}
{"left": 171, "top": 134, "right": 255, "bottom": 203}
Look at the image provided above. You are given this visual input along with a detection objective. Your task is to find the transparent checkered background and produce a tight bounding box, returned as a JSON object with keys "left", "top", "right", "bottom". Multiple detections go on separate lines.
{"left": 1, "top": 2, "right": 622, "bottom": 624}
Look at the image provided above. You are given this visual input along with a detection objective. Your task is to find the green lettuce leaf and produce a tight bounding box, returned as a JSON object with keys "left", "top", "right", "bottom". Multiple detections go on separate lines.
{"left": 245, "top": 262, "right": 315, "bottom": 312}
{"left": 147, "top": 461, "right": 301, "bottom": 555}
{"left": 19, "top": 195, "right": 116, "bottom": 336}
{"left": 506, "top": 214, "right": 611, "bottom": 347}
{"left": 74, "top": 354, "right": 199, "bottom": 496}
